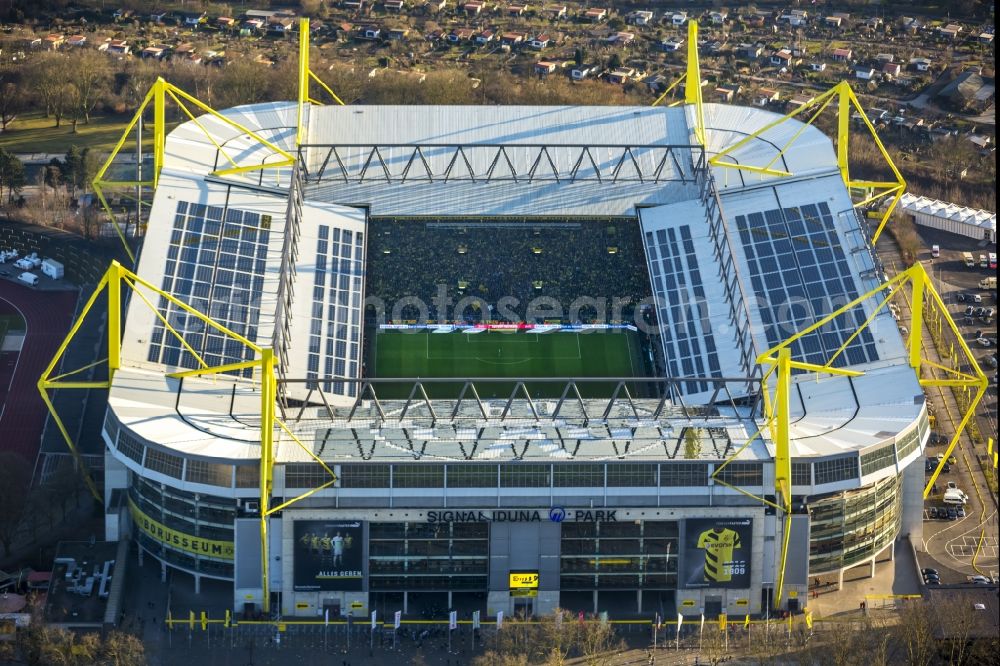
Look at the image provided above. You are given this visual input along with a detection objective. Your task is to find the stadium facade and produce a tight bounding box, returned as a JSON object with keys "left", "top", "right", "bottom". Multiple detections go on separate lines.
{"left": 89, "top": 31, "right": 937, "bottom": 622}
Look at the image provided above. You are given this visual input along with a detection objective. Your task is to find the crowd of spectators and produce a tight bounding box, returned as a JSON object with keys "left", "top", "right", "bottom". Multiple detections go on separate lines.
{"left": 364, "top": 219, "right": 651, "bottom": 323}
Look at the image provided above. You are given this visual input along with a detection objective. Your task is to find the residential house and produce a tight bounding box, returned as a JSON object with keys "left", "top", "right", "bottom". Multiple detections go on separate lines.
{"left": 659, "top": 37, "right": 683, "bottom": 52}
{"left": 570, "top": 63, "right": 596, "bottom": 80}
{"left": 608, "top": 31, "right": 635, "bottom": 46}
{"left": 753, "top": 88, "right": 780, "bottom": 106}
{"left": 216, "top": 16, "right": 236, "bottom": 29}
{"left": 500, "top": 32, "right": 524, "bottom": 47}
{"left": 464, "top": 1, "right": 484, "bottom": 15}
{"left": 670, "top": 12, "right": 687, "bottom": 26}
{"left": 714, "top": 87, "right": 735, "bottom": 102}
{"left": 643, "top": 73, "right": 670, "bottom": 93}
{"left": 66, "top": 34, "right": 87, "bottom": 47}
{"left": 242, "top": 19, "right": 265, "bottom": 34}
{"left": 824, "top": 16, "right": 842, "bottom": 28}
{"left": 790, "top": 45, "right": 807, "bottom": 58}
{"left": 43, "top": 34, "right": 65, "bottom": 50}
{"left": 507, "top": 4, "right": 527, "bottom": 17}
{"left": 141, "top": 45, "right": 167, "bottom": 59}
{"left": 359, "top": 25, "right": 381, "bottom": 40}
{"left": 534, "top": 60, "right": 556, "bottom": 76}
{"left": 268, "top": 15, "right": 296, "bottom": 35}
{"left": 787, "top": 94, "right": 814, "bottom": 109}
{"left": 106, "top": 39, "right": 130, "bottom": 55}
{"left": 607, "top": 67, "right": 636, "bottom": 84}
{"left": 910, "top": 57, "right": 932, "bottom": 72}
{"left": 938, "top": 23, "right": 962, "bottom": 40}
{"left": 854, "top": 66, "right": 876, "bottom": 80}
{"left": 545, "top": 5, "right": 566, "bottom": 19}
{"left": 584, "top": 8, "right": 607, "bottom": 22}
{"left": 182, "top": 12, "right": 207, "bottom": 26}
{"left": 447, "top": 28, "right": 474, "bottom": 43}
{"left": 864, "top": 17, "right": 883, "bottom": 30}
{"left": 384, "top": 0, "right": 406, "bottom": 11}
{"left": 709, "top": 10, "right": 728, "bottom": 25}
{"left": 831, "top": 47, "right": 852, "bottom": 62}
{"left": 780, "top": 9, "right": 807, "bottom": 26}
{"left": 528, "top": 33, "right": 551, "bottom": 49}
{"left": 426, "top": 0, "right": 448, "bottom": 10}
{"left": 742, "top": 43, "right": 763, "bottom": 59}
{"left": 174, "top": 42, "right": 196, "bottom": 56}
{"left": 426, "top": 28, "right": 445, "bottom": 42}
{"left": 388, "top": 28, "right": 409, "bottom": 40}
{"left": 627, "top": 10, "right": 653, "bottom": 26}
{"left": 875, "top": 53, "right": 894, "bottom": 63}
{"left": 24, "top": 36, "right": 42, "bottom": 49}
{"left": 149, "top": 10, "right": 170, "bottom": 23}
{"left": 809, "top": 62, "right": 827, "bottom": 72}
{"left": 344, "top": 0, "right": 364, "bottom": 10}
{"left": 474, "top": 29, "right": 495, "bottom": 45}
{"left": 978, "top": 32, "right": 994, "bottom": 44}
{"left": 770, "top": 49, "right": 792, "bottom": 67}
{"left": 882, "top": 62, "right": 901, "bottom": 78}
{"left": 112, "top": 8, "right": 133, "bottom": 20}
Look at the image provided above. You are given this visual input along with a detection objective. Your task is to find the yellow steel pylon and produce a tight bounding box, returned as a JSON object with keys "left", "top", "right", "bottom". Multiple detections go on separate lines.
{"left": 92, "top": 79, "right": 298, "bottom": 264}
{"left": 297, "top": 18, "right": 345, "bottom": 146}
{"left": 39, "top": 261, "right": 336, "bottom": 613}
{"left": 712, "top": 262, "right": 985, "bottom": 610}
{"left": 707, "top": 80, "right": 906, "bottom": 244}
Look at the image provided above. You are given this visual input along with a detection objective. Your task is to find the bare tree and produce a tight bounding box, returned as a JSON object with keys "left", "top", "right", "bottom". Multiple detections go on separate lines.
{"left": 71, "top": 50, "right": 112, "bottom": 125}
{"left": 896, "top": 600, "right": 937, "bottom": 666}
{"left": 0, "top": 452, "right": 31, "bottom": 556}
{"left": 578, "top": 616, "right": 625, "bottom": 666}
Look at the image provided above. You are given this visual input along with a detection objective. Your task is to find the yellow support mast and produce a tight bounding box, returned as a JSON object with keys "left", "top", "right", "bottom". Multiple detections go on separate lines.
{"left": 685, "top": 20, "right": 705, "bottom": 146}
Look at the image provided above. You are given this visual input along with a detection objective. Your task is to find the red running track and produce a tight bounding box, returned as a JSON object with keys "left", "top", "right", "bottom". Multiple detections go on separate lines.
{"left": 0, "top": 281, "right": 78, "bottom": 464}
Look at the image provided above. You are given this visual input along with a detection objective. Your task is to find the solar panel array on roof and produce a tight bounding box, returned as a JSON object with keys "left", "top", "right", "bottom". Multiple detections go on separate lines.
{"left": 147, "top": 201, "right": 271, "bottom": 376}
{"left": 734, "top": 201, "right": 878, "bottom": 367}
{"left": 307, "top": 224, "right": 366, "bottom": 396}
{"left": 644, "top": 224, "right": 722, "bottom": 393}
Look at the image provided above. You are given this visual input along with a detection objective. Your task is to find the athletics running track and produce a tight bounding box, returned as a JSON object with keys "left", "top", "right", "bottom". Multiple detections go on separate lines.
{"left": 0, "top": 280, "right": 77, "bottom": 464}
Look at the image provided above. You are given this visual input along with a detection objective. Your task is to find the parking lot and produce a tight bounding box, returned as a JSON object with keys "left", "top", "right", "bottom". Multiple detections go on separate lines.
{"left": 884, "top": 226, "right": 999, "bottom": 586}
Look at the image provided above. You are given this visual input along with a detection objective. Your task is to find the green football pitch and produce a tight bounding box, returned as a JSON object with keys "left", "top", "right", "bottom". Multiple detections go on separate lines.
{"left": 371, "top": 330, "right": 645, "bottom": 398}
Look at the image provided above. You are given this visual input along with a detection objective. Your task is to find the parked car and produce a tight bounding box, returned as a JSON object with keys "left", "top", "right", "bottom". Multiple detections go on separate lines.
{"left": 948, "top": 455, "right": 957, "bottom": 465}
{"left": 942, "top": 463, "right": 951, "bottom": 473}
{"left": 922, "top": 568, "right": 939, "bottom": 577}
{"left": 976, "top": 338, "right": 991, "bottom": 347}
{"left": 957, "top": 293, "right": 967, "bottom": 302}
{"left": 947, "top": 481, "right": 958, "bottom": 489}
{"left": 965, "top": 305, "right": 974, "bottom": 315}
{"left": 957, "top": 507, "right": 966, "bottom": 518}
{"left": 928, "top": 507, "right": 938, "bottom": 518}
{"left": 924, "top": 579, "right": 941, "bottom": 586}
{"left": 968, "top": 575, "right": 992, "bottom": 584}
{"left": 947, "top": 507, "right": 958, "bottom": 520}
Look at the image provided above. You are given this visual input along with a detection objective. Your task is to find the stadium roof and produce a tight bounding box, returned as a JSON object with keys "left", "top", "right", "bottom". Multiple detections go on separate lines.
{"left": 896, "top": 192, "right": 996, "bottom": 234}
{"left": 107, "top": 98, "right": 924, "bottom": 470}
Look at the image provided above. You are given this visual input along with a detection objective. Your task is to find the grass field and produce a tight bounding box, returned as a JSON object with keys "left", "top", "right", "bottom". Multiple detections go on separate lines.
{"left": 371, "top": 330, "right": 646, "bottom": 398}
{"left": 0, "top": 312, "right": 26, "bottom": 350}
{"left": 0, "top": 111, "right": 180, "bottom": 154}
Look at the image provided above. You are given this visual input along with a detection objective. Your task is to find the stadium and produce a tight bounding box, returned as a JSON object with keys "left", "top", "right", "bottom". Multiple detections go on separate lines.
{"left": 40, "top": 20, "right": 985, "bottom": 624}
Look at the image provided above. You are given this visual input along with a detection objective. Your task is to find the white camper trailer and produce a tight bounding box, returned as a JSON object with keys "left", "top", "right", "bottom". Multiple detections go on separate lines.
{"left": 41, "top": 258, "right": 64, "bottom": 280}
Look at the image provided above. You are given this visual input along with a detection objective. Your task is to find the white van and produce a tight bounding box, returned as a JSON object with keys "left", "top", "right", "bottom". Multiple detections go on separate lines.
{"left": 41, "top": 258, "right": 64, "bottom": 280}
{"left": 943, "top": 488, "right": 968, "bottom": 505}
{"left": 18, "top": 272, "right": 38, "bottom": 287}
{"left": 930, "top": 244, "right": 940, "bottom": 258}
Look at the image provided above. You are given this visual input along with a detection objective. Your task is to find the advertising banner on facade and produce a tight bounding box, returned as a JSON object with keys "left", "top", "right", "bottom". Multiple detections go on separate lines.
{"left": 129, "top": 498, "right": 234, "bottom": 560}
{"left": 293, "top": 520, "right": 365, "bottom": 591}
{"left": 680, "top": 518, "right": 753, "bottom": 589}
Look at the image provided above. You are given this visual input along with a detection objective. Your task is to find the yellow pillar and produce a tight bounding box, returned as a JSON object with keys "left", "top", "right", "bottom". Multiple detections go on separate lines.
{"left": 153, "top": 79, "right": 166, "bottom": 189}
{"left": 685, "top": 20, "right": 705, "bottom": 146}
{"left": 107, "top": 261, "right": 122, "bottom": 375}
{"left": 774, "top": 348, "right": 791, "bottom": 512}
{"left": 259, "top": 349, "right": 275, "bottom": 613}
{"left": 836, "top": 82, "right": 850, "bottom": 184}
{"left": 297, "top": 18, "right": 310, "bottom": 146}
{"left": 909, "top": 268, "right": 924, "bottom": 371}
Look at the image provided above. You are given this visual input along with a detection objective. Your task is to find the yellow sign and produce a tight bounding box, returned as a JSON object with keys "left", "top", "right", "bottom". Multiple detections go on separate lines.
{"left": 511, "top": 589, "right": 538, "bottom": 598}
{"left": 129, "top": 498, "right": 234, "bottom": 560}
{"left": 351, "top": 601, "right": 364, "bottom": 609}
{"left": 735, "top": 599, "right": 748, "bottom": 606}
{"left": 509, "top": 571, "right": 539, "bottom": 590}
{"left": 681, "top": 600, "right": 696, "bottom": 607}
{"left": 278, "top": 623, "right": 286, "bottom": 632}
{"left": 296, "top": 603, "right": 310, "bottom": 609}
{"left": 788, "top": 590, "right": 798, "bottom": 598}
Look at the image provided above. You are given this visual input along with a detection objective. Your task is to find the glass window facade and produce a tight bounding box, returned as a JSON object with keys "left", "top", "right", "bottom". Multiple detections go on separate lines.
{"left": 809, "top": 473, "right": 901, "bottom": 574}
{"left": 130, "top": 477, "right": 235, "bottom": 578}
{"left": 560, "top": 520, "right": 678, "bottom": 590}
{"left": 660, "top": 463, "right": 708, "bottom": 486}
{"left": 714, "top": 462, "right": 764, "bottom": 486}
{"left": 553, "top": 464, "right": 604, "bottom": 487}
{"left": 500, "top": 464, "right": 551, "bottom": 488}
{"left": 860, "top": 443, "right": 896, "bottom": 477}
{"left": 814, "top": 456, "right": 858, "bottom": 485}
{"left": 369, "top": 522, "right": 488, "bottom": 590}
